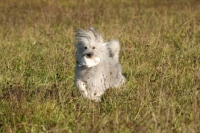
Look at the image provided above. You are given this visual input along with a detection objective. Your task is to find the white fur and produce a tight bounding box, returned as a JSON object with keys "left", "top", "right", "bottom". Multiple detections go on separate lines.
{"left": 74, "top": 27, "right": 125, "bottom": 102}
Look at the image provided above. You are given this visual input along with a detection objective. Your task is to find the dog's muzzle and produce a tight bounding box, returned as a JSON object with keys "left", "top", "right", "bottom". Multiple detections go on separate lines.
{"left": 83, "top": 52, "right": 93, "bottom": 58}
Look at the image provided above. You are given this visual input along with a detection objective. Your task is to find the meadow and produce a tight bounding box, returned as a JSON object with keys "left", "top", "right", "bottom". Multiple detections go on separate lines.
{"left": 0, "top": 0, "right": 200, "bottom": 132}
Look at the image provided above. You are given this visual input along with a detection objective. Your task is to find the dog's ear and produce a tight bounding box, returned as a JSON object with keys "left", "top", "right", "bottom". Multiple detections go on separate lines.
{"left": 101, "top": 43, "right": 107, "bottom": 46}
{"left": 89, "top": 27, "right": 103, "bottom": 43}
{"left": 75, "top": 28, "right": 87, "bottom": 38}
{"left": 88, "top": 27, "right": 98, "bottom": 38}
{"left": 74, "top": 28, "right": 88, "bottom": 48}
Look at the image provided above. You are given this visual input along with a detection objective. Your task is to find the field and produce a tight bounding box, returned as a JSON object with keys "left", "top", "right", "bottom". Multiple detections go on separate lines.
{"left": 0, "top": 0, "right": 200, "bottom": 132}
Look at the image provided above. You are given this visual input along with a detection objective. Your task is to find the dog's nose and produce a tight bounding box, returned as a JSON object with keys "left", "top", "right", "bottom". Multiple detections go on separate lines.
{"left": 84, "top": 52, "right": 93, "bottom": 58}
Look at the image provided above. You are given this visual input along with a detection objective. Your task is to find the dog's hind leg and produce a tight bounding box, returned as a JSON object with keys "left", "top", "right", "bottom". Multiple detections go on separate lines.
{"left": 115, "top": 73, "right": 126, "bottom": 88}
{"left": 107, "top": 40, "right": 120, "bottom": 62}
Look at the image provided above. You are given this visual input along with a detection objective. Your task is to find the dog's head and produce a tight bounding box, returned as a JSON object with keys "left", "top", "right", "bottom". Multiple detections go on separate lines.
{"left": 74, "top": 27, "right": 108, "bottom": 67}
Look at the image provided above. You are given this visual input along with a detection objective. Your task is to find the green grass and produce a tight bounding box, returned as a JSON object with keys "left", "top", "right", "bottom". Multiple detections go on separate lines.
{"left": 0, "top": 0, "right": 200, "bottom": 132}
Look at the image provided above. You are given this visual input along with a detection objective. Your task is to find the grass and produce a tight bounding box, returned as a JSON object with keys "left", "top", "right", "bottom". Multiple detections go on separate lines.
{"left": 0, "top": 0, "right": 200, "bottom": 132}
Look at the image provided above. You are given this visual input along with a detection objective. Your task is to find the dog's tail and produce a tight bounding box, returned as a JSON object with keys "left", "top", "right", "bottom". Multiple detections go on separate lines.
{"left": 107, "top": 40, "right": 120, "bottom": 62}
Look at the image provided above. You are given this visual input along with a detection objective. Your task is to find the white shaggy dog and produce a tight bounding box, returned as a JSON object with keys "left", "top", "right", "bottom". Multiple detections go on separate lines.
{"left": 74, "top": 27, "right": 125, "bottom": 102}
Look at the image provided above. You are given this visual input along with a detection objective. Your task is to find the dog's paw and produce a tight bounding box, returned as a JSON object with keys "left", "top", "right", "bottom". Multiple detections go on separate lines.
{"left": 93, "top": 97, "right": 101, "bottom": 102}
{"left": 75, "top": 80, "right": 88, "bottom": 97}
{"left": 88, "top": 96, "right": 101, "bottom": 102}
{"left": 88, "top": 90, "right": 103, "bottom": 102}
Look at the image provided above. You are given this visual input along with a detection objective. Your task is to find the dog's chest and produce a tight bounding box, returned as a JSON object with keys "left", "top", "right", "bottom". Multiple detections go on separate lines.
{"left": 80, "top": 67, "right": 110, "bottom": 84}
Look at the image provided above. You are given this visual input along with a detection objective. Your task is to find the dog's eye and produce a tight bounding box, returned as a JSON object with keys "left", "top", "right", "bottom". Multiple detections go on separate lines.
{"left": 92, "top": 47, "right": 95, "bottom": 49}
{"left": 84, "top": 47, "right": 87, "bottom": 49}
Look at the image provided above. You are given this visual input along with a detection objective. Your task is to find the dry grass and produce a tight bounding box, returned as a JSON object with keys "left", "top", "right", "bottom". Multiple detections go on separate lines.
{"left": 0, "top": 0, "right": 200, "bottom": 132}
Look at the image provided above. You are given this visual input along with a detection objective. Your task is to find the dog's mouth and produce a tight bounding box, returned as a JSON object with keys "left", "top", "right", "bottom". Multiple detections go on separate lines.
{"left": 79, "top": 56, "right": 100, "bottom": 67}
{"left": 84, "top": 52, "right": 93, "bottom": 58}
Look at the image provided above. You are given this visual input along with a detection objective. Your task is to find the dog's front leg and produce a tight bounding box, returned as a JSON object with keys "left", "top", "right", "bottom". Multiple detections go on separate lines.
{"left": 75, "top": 80, "right": 88, "bottom": 98}
{"left": 75, "top": 80, "right": 102, "bottom": 102}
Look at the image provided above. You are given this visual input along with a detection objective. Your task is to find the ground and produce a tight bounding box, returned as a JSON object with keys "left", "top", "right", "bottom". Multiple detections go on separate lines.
{"left": 0, "top": 0, "right": 200, "bottom": 132}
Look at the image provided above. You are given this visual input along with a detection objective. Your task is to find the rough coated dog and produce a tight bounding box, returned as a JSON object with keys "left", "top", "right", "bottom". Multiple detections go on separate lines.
{"left": 74, "top": 27, "right": 125, "bottom": 102}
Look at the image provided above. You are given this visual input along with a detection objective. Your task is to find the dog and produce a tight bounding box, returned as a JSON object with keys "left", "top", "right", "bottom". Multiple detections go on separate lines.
{"left": 74, "top": 27, "right": 125, "bottom": 102}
